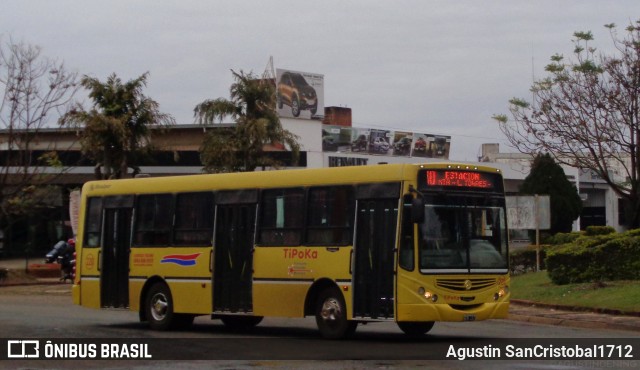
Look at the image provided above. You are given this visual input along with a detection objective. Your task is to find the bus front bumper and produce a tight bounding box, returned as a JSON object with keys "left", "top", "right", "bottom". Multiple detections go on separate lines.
{"left": 397, "top": 301, "right": 509, "bottom": 322}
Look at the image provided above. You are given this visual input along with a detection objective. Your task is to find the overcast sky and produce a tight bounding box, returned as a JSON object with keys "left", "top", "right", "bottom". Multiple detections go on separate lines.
{"left": 3, "top": 1, "right": 639, "bottom": 161}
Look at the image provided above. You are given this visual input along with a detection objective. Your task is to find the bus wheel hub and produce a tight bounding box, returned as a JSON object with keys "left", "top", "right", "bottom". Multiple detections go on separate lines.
{"left": 152, "top": 295, "right": 168, "bottom": 319}
{"left": 321, "top": 298, "right": 341, "bottom": 321}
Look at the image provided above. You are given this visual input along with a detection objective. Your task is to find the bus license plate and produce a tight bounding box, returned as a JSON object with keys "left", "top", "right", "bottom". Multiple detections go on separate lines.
{"left": 463, "top": 315, "right": 476, "bottom": 322}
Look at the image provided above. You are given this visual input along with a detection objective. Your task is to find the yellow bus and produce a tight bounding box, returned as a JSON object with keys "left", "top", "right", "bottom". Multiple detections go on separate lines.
{"left": 72, "top": 163, "right": 509, "bottom": 339}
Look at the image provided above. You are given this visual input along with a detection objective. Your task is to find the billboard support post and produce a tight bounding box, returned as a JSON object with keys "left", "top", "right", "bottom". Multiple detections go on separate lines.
{"left": 535, "top": 195, "right": 540, "bottom": 272}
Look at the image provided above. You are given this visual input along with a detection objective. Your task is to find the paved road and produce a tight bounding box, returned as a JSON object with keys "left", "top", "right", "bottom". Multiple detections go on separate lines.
{"left": 1, "top": 285, "right": 639, "bottom": 369}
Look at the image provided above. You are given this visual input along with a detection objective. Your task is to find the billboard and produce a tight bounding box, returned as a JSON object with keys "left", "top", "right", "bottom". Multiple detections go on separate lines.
{"left": 368, "top": 129, "right": 392, "bottom": 155}
{"left": 350, "top": 128, "right": 370, "bottom": 153}
{"left": 322, "top": 125, "right": 352, "bottom": 152}
{"left": 276, "top": 69, "right": 324, "bottom": 120}
{"left": 506, "top": 196, "right": 551, "bottom": 230}
{"left": 391, "top": 131, "right": 413, "bottom": 156}
{"left": 320, "top": 126, "right": 451, "bottom": 159}
{"left": 411, "top": 133, "right": 450, "bottom": 158}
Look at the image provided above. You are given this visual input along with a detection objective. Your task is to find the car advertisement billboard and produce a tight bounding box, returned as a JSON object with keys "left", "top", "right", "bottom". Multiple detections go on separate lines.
{"left": 276, "top": 69, "right": 324, "bottom": 120}
{"left": 322, "top": 125, "right": 352, "bottom": 152}
{"left": 426, "top": 134, "right": 451, "bottom": 159}
{"left": 391, "top": 131, "right": 413, "bottom": 156}
{"left": 411, "top": 133, "right": 451, "bottom": 158}
{"left": 320, "top": 126, "right": 450, "bottom": 159}
{"left": 349, "top": 128, "right": 370, "bottom": 153}
{"left": 368, "top": 129, "right": 392, "bottom": 155}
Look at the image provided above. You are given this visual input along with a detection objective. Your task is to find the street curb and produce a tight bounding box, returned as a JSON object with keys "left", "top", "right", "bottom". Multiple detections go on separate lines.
{"left": 509, "top": 300, "right": 640, "bottom": 332}
{"left": 0, "top": 265, "right": 72, "bottom": 287}
{"left": 511, "top": 299, "right": 640, "bottom": 317}
{"left": 0, "top": 281, "right": 69, "bottom": 287}
{"left": 507, "top": 313, "right": 640, "bottom": 333}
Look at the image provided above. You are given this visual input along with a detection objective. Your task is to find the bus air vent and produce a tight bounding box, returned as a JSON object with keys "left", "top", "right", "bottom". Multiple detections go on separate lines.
{"left": 450, "top": 304, "right": 483, "bottom": 311}
{"left": 436, "top": 278, "right": 495, "bottom": 291}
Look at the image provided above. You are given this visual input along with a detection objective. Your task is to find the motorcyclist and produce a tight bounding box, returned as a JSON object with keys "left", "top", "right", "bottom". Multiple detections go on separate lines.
{"left": 59, "top": 238, "right": 75, "bottom": 282}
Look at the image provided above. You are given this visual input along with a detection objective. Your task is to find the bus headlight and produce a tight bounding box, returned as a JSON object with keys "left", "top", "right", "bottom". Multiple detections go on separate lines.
{"left": 418, "top": 287, "right": 438, "bottom": 302}
{"left": 499, "top": 286, "right": 509, "bottom": 297}
{"left": 494, "top": 286, "right": 509, "bottom": 300}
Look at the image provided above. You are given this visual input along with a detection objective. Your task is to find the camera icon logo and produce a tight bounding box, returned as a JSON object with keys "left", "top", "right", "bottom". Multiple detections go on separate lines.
{"left": 7, "top": 340, "right": 40, "bottom": 358}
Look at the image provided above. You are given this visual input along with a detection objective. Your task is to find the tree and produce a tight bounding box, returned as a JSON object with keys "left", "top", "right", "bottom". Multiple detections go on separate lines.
{"left": 194, "top": 70, "right": 300, "bottom": 173}
{"left": 494, "top": 21, "right": 640, "bottom": 228}
{"left": 61, "top": 72, "right": 175, "bottom": 179}
{"left": 0, "top": 37, "right": 78, "bottom": 241}
{"left": 520, "top": 153, "right": 582, "bottom": 234}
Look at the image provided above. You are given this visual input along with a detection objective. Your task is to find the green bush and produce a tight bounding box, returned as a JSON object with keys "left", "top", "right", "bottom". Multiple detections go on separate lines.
{"left": 593, "top": 236, "right": 640, "bottom": 281}
{"left": 584, "top": 226, "right": 616, "bottom": 236}
{"left": 544, "top": 232, "right": 581, "bottom": 245}
{"left": 546, "top": 243, "right": 592, "bottom": 284}
{"left": 574, "top": 232, "right": 619, "bottom": 249}
{"left": 546, "top": 230, "right": 640, "bottom": 284}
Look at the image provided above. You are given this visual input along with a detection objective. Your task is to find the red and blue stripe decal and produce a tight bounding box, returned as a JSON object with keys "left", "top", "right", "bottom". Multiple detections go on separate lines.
{"left": 160, "top": 253, "right": 201, "bottom": 266}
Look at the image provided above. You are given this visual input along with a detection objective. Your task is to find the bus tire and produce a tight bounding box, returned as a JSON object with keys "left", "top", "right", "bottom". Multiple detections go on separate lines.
{"left": 145, "top": 282, "right": 176, "bottom": 331}
{"left": 220, "top": 315, "right": 263, "bottom": 331}
{"left": 315, "top": 287, "right": 357, "bottom": 339}
{"left": 397, "top": 321, "right": 435, "bottom": 336}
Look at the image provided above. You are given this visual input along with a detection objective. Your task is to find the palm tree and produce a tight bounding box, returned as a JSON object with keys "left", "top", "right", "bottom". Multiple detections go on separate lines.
{"left": 61, "top": 72, "right": 175, "bottom": 179}
{"left": 194, "top": 70, "right": 299, "bottom": 173}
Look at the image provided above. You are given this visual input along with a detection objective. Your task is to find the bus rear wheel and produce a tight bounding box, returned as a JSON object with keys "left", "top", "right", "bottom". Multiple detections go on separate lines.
{"left": 397, "top": 321, "right": 435, "bottom": 336}
{"left": 315, "top": 287, "right": 357, "bottom": 339}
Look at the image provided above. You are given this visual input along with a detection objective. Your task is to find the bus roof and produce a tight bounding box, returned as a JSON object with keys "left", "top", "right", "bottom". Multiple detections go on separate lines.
{"left": 81, "top": 162, "right": 502, "bottom": 196}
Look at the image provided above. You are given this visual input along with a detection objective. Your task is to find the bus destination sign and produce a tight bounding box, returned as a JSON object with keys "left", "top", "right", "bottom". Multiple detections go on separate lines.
{"left": 423, "top": 170, "right": 497, "bottom": 190}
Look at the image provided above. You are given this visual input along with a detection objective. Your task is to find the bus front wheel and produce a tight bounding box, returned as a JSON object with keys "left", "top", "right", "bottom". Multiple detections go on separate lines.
{"left": 397, "top": 321, "right": 435, "bottom": 336}
{"left": 145, "top": 282, "right": 175, "bottom": 330}
{"left": 315, "top": 287, "right": 357, "bottom": 339}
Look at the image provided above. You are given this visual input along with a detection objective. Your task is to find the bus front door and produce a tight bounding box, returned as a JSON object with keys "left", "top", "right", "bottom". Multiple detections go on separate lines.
{"left": 213, "top": 204, "right": 256, "bottom": 313}
{"left": 353, "top": 198, "right": 398, "bottom": 319}
{"left": 101, "top": 207, "right": 132, "bottom": 309}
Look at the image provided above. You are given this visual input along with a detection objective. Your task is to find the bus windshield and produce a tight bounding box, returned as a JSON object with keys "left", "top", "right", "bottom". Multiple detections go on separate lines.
{"left": 418, "top": 202, "right": 508, "bottom": 273}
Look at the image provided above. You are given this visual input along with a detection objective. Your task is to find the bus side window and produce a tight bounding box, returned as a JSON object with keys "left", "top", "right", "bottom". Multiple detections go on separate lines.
{"left": 259, "top": 188, "right": 304, "bottom": 245}
{"left": 174, "top": 192, "right": 214, "bottom": 245}
{"left": 84, "top": 197, "right": 103, "bottom": 247}
{"left": 306, "top": 186, "right": 354, "bottom": 245}
{"left": 399, "top": 194, "right": 415, "bottom": 271}
{"left": 134, "top": 194, "right": 173, "bottom": 246}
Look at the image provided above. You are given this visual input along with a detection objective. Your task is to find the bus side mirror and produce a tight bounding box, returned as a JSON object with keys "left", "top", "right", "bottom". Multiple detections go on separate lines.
{"left": 411, "top": 198, "right": 424, "bottom": 223}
